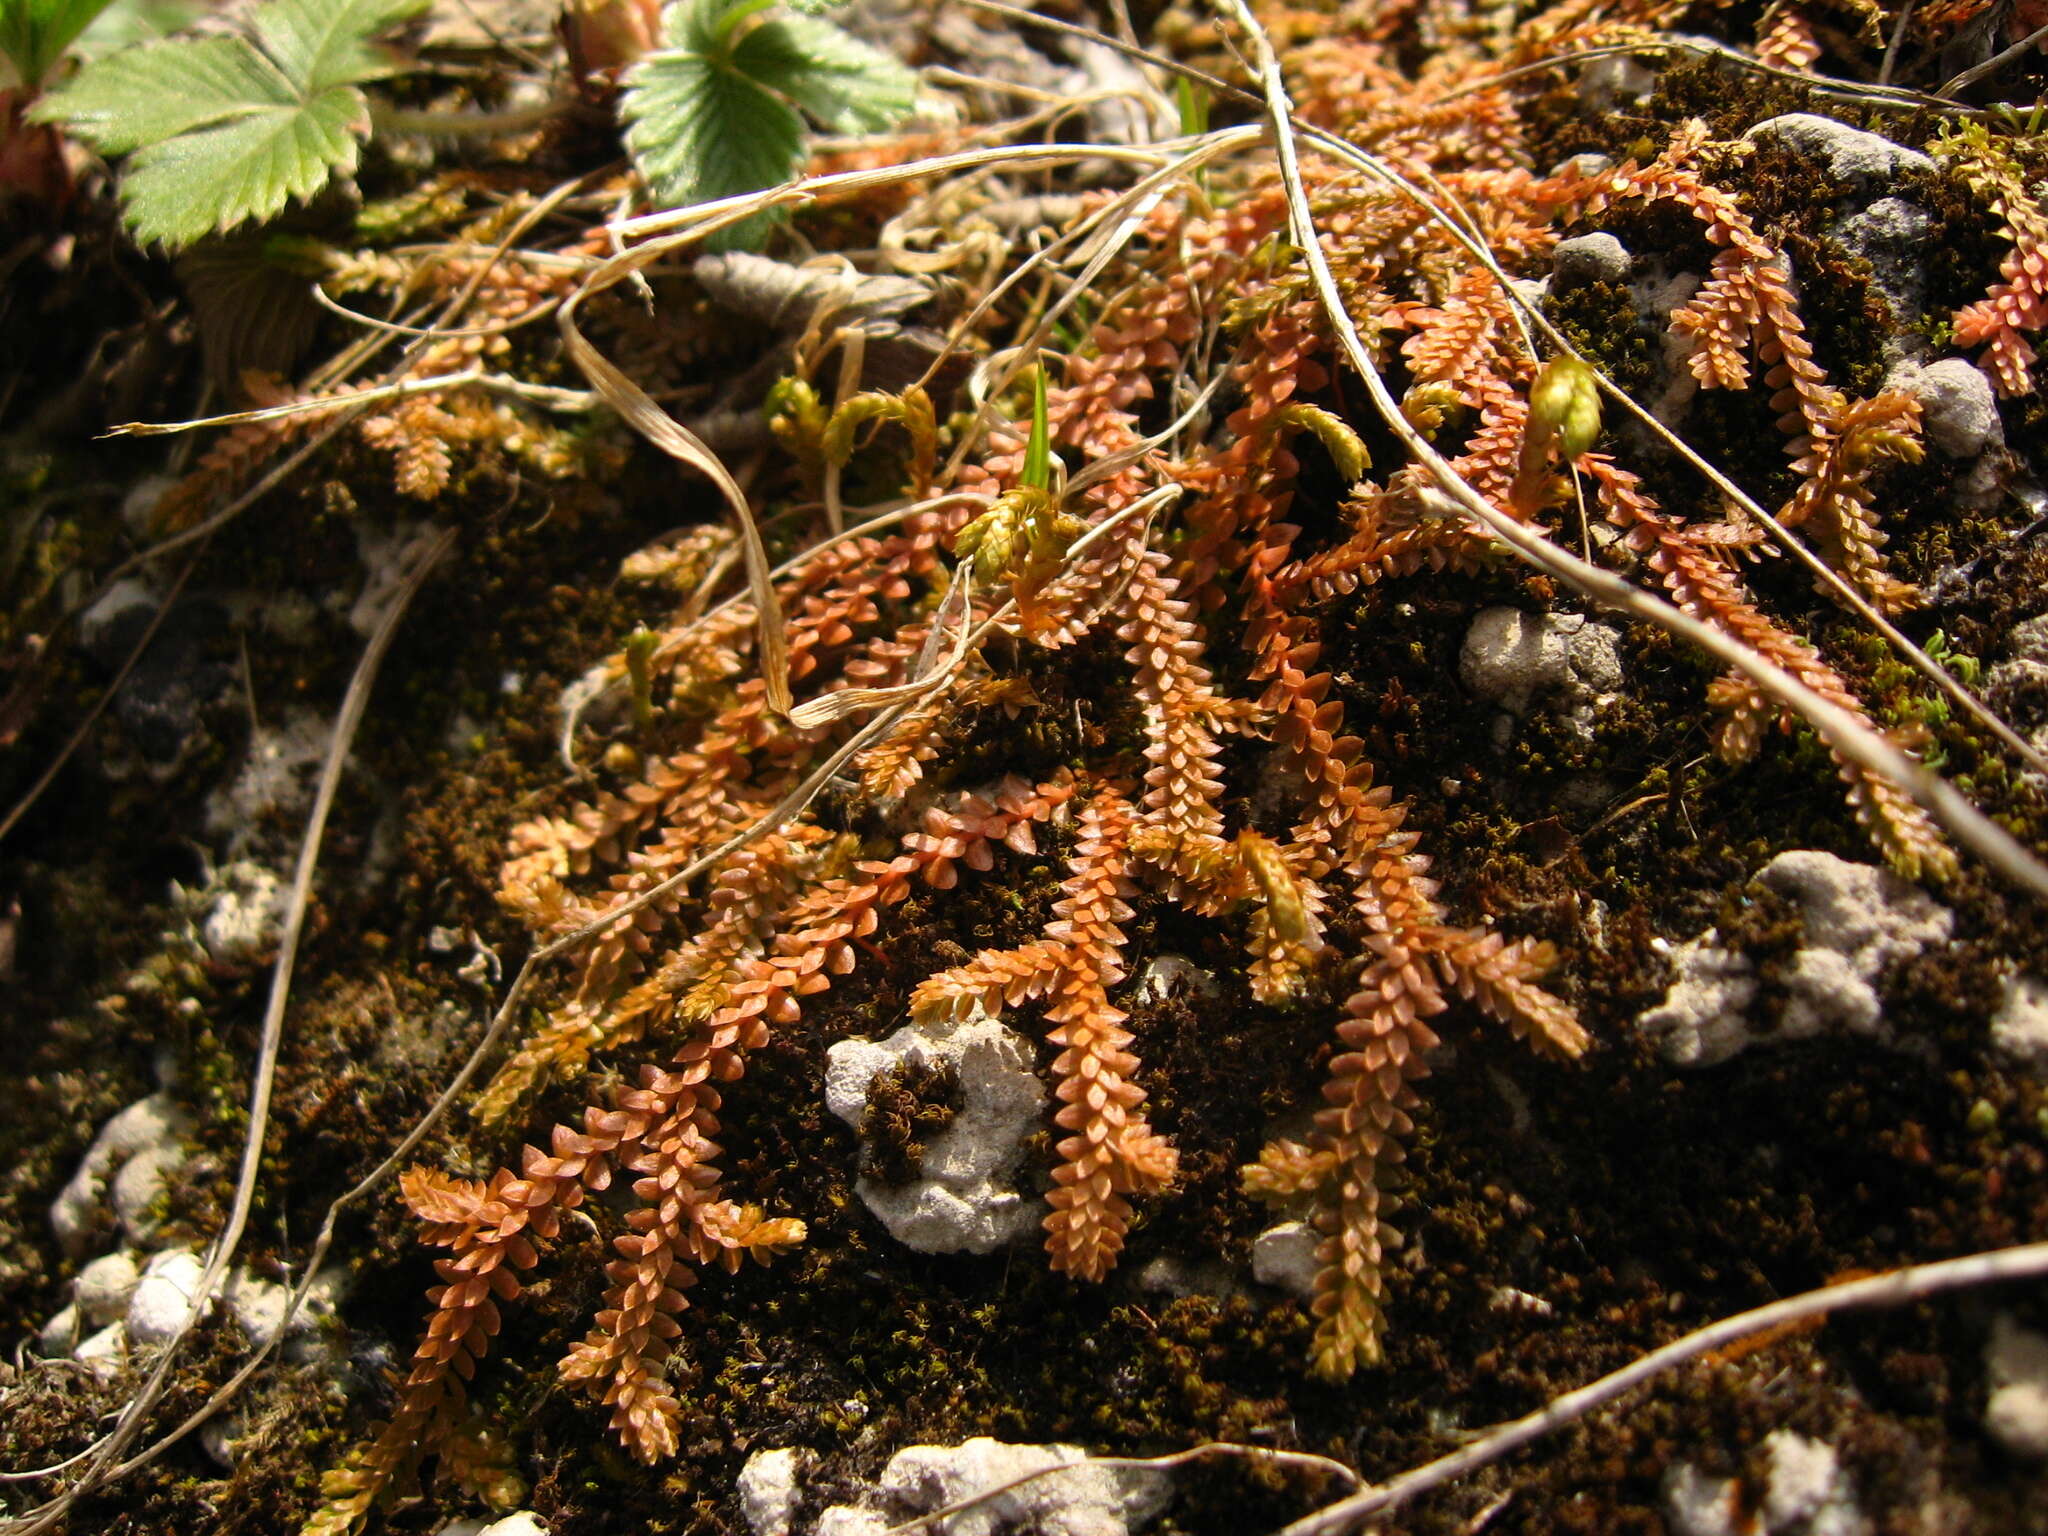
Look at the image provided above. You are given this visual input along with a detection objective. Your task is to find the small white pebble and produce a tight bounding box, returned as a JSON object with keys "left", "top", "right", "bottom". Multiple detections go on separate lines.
{"left": 1986, "top": 1314, "right": 2048, "bottom": 1460}
{"left": 127, "top": 1250, "right": 210, "bottom": 1348}
{"left": 75, "top": 1250, "right": 141, "bottom": 1327}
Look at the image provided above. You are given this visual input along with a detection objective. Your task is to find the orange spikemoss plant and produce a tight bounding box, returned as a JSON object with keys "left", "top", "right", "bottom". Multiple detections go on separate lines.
{"left": 307, "top": 0, "right": 2026, "bottom": 1524}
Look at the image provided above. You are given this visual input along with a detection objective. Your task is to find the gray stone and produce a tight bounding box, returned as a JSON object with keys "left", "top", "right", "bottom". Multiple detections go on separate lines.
{"left": 1133, "top": 1254, "right": 1235, "bottom": 1299}
{"left": 1749, "top": 114, "right": 1936, "bottom": 187}
{"left": 1835, "top": 200, "right": 1934, "bottom": 341}
{"left": 1460, "top": 609, "right": 1623, "bottom": 717}
{"left": 201, "top": 1413, "right": 249, "bottom": 1469}
{"left": 1885, "top": 358, "right": 2003, "bottom": 457}
{"left": 1761, "top": 851, "right": 1951, "bottom": 1036}
{"left": 222, "top": 1269, "right": 307, "bottom": 1352}
{"left": 826, "top": 1018, "right": 1046, "bottom": 1255}
{"left": 1552, "top": 152, "right": 1616, "bottom": 180}
{"left": 1578, "top": 54, "right": 1658, "bottom": 110}
{"left": 1637, "top": 851, "right": 1951, "bottom": 1067}
{"left": 1250, "top": 1221, "right": 1320, "bottom": 1301}
{"left": 1134, "top": 954, "right": 1218, "bottom": 1005}
{"left": 1637, "top": 939, "right": 1759, "bottom": 1067}
{"left": 1552, "top": 232, "right": 1631, "bottom": 290}
{"left": 2010, "top": 613, "right": 2048, "bottom": 666}
{"left": 1063, "top": 39, "right": 1175, "bottom": 147}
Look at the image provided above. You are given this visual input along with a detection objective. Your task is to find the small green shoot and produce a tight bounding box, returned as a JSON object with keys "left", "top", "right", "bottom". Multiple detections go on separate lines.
{"left": 625, "top": 625, "right": 659, "bottom": 730}
{"left": 620, "top": 0, "right": 915, "bottom": 248}
{"left": 30, "top": 0, "right": 431, "bottom": 248}
{"left": 1923, "top": 629, "right": 1983, "bottom": 687}
{"left": 953, "top": 369, "right": 1078, "bottom": 592}
{"left": 1020, "top": 366, "right": 1051, "bottom": 492}
{"left": 1174, "top": 74, "right": 1208, "bottom": 137}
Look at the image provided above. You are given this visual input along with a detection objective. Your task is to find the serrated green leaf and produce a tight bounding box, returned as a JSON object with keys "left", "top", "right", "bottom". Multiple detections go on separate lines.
{"left": 32, "top": 35, "right": 296, "bottom": 154}
{"left": 30, "top": 0, "right": 426, "bottom": 248}
{"left": 252, "top": 0, "right": 426, "bottom": 92}
{"left": 1, "top": 0, "right": 121, "bottom": 87}
{"left": 730, "top": 10, "right": 912, "bottom": 134}
{"left": 622, "top": 0, "right": 914, "bottom": 245}
{"left": 623, "top": 43, "right": 803, "bottom": 208}
{"left": 72, "top": 0, "right": 205, "bottom": 62}
{"left": 119, "top": 82, "right": 365, "bottom": 245}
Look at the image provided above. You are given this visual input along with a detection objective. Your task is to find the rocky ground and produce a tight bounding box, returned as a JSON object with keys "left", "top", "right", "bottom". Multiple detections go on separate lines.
{"left": 5, "top": 3, "right": 2048, "bottom": 1536}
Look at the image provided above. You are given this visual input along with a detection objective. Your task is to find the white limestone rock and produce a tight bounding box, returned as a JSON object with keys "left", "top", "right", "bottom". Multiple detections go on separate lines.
{"left": 73, "top": 1321, "right": 129, "bottom": 1380}
{"left": 1764, "top": 851, "right": 1950, "bottom": 1034}
{"left": 201, "top": 1413, "right": 250, "bottom": 1469}
{"left": 1985, "top": 615, "right": 2048, "bottom": 777}
{"left": 1578, "top": 53, "right": 1658, "bottom": 109}
{"left": 1460, "top": 609, "right": 1623, "bottom": 717}
{"left": 817, "top": 1438, "right": 1170, "bottom": 1536}
{"left": 1665, "top": 1432, "right": 1869, "bottom": 1536}
{"left": 738, "top": 1447, "right": 806, "bottom": 1536}
{"left": 38, "top": 1302, "right": 81, "bottom": 1357}
{"left": 127, "top": 1249, "right": 211, "bottom": 1348}
{"left": 221, "top": 1266, "right": 345, "bottom": 1360}
{"left": 1885, "top": 358, "right": 2004, "bottom": 458}
{"left": 349, "top": 519, "right": 448, "bottom": 638}
{"left": 193, "top": 860, "right": 291, "bottom": 967}
{"left": 1984, "top": 1313, "right": 2048, "bottom": 1460}
{"left": 76, "top": 579, "right": 159, "bottom": 664}
{"left": 75, "top": 1249, "right": 141, "bottom": 1327}
{"left": 1758, "top": 1431, "right": 1870, "bottom": 1536}
{"left": 1250, "top": 1221, "right": 1320, "bottom": 1302}
{"left": 826, "top": 1018, "right": 1046, "bottom": 1255}
{"left": 1637, "top": 851, "right": 1951, "bottom": 1067}
{"left": 1749, "top": 114, "right": 1935, "bottom": 187}
{"left": 51, "top": 1092, "right": 194, "bottom": 1258}
{"left": 1134, "top": 954, "right": 1218, "bottom": 1005}
{"left": 435, "top": 1516, "right": 549, "bottom": 1536}
{"left": 204, "top": 706, "right": 332, "bottom": 859}
{"left": 1991, "top": 974, "right": 2048, "bottom": 1071}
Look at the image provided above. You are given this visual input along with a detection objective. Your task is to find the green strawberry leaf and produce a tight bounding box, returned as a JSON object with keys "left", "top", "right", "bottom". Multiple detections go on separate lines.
{"left": 30, "top": 0, "right": 427, "bottom": 248}
{"left": 620, "top": 0, "right": 915, "bottom": 248}
{"left": 731, "top": 10, "right": 913, "bottom": 134}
